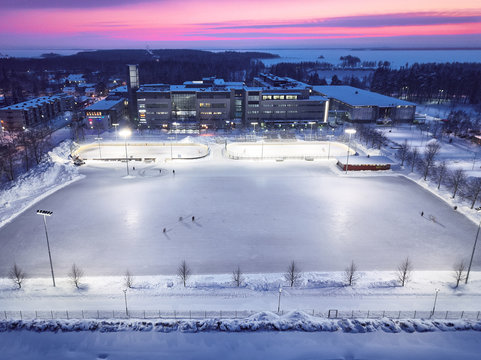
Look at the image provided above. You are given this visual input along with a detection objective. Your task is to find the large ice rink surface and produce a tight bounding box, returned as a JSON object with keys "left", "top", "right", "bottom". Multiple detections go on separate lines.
{"left": 0, "top": 157, "right": 479, "bottom": 276}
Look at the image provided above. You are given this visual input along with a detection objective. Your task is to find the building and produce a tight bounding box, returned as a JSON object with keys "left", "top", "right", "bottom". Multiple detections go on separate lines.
{"left": 313, "top": 85, "right": 416, "bottom": 123}
{"left": 337, "top": 156, "right": 393, "bottom": 171}
{"left": 248, "top": 74, "right": 328, "bottom": 128}
{"left": 135, "top": 74, "right": 328, "bottom": 130}
{"left": 0, "top": 94, "right": 74, "bottom": 132}
{"left": 137, "top": 77, "right": 244, "bottom": 129}
{"left": 84, "top": 98, "right": 127, "bottom": 130}
{"left": 127, "top": 64, "right": 139, "bottom": 122}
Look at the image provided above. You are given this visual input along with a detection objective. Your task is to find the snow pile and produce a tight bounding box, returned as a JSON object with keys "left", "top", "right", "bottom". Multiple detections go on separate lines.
{"left": 0, "top": 311, "right": 479, "bottom": 334}
{"left": 0, "top": 140, "right": 84, "bottom": 228}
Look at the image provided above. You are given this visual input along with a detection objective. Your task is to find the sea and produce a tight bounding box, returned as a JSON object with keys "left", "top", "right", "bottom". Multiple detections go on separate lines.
{"left": 2, "top": 48, "right": 481, "bottom": 69}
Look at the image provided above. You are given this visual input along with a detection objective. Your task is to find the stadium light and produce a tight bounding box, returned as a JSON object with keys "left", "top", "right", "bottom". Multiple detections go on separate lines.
{"left": 251, "top": 122, "right": 258, "bottom": 135}
{"left": 36, "top": 209, "right": 56, "bottom": 287}
{"left": 466, "top": 215, "right": 481, "bottom": 284}
{"left": 119, "top": 128, "right": 132, "bottom": 176}
{"left": 277, "top": 287, "right": 282, "bottom": 313}
{"left": 344, "top": 128, "right": 356, "bottom": 173}
{"left": 431, "top": 288, "right": 440, "bottom": 317}
{"left": 308, "top": 121, "right": 316, "bottom": 140}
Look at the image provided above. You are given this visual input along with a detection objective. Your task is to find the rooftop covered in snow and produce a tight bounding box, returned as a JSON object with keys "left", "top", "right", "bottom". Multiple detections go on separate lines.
{"left": 314, "top": 86, "right": 415, "bottom": 107}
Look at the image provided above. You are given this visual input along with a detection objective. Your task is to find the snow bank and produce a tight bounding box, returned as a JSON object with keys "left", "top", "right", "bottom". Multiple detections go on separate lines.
{"left": 0, "top": 311, "right": 479, "bottom": 334}
{"left": 0, "top": 140, "right": 84, "bottom": 228}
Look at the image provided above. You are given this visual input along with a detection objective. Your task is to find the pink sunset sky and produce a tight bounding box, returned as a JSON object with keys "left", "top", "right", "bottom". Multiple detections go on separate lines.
{"left": 0, "top": 0, "right": 480, "bottom": 49}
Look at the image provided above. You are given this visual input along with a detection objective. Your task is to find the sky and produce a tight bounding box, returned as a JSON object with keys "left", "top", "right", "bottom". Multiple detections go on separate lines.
{"left": 0, "top": 0, "right": 480, "bottom": 49}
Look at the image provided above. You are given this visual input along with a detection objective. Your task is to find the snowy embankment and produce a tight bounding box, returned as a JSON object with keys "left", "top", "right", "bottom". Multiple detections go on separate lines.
{"left": 0, "top": 311, "right": 480, "bottom": 333}
{"left": 0, "top": 140, "right": 84, "bottom": 228}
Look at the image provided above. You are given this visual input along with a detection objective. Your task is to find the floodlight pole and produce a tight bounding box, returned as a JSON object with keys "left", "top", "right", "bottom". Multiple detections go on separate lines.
{"left": 345, "top": 129, "right": 356, "bottom": 173}
{"left": 123, "top": 289, "right": 129, "bottom": 317}
{"left": 37, "top": 210, "right": 56, "bottom": 287}
{"left": 124, "top": 137, "right": 129, "bottom": 175}
{"left": 277, "top": 287, "right": 282, "bottom": 313}
{"left": 431, "top": 289, "right": 440, "bottom": 317}
{"left": 466, "top": 218, "right": 481, "bottom": 284}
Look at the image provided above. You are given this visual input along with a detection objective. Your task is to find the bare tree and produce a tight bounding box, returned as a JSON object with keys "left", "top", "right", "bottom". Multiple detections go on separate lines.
{"left": 232, "top": 266, "right": 244, "bottom": 287}
{"left": 435, "top": 161, "right": 448, "bottom": 189}
{"left": 25, "top": 127, "right": 50, "bottom": 165}
{"left": 0, "top": 137, "right": 18, "bottom": 181}
{"left": 68, "top": 263, "right": 84, "bottom": 289}
{"left": 124, "top": 269, "right": 134, "bottom": 289}
{"left": 396, "top": 140, "right": 410, "bottom": 166}
{"left": 422, "top": 142, "right": 441, "bottom": 180}
{"left": 397, "top": 257, "right": 413, "bottom": 287}
{"left": 344, "top": 260, "right": 359, "bottom": 286}
{"left": 449, "top": 169, "right": 466, "bottom": 199}
{"left": 177, "top": 260, "right": 191, "bottom": 287}
{"left": 464, "top": 177, "right": 481, "bottom": 209}
{"left": 284, "top": 261, "right": 301, "bottom": 287}
{"left": 9, "top": 263, "right": 26, "bottom": 289}
{"left": 453, "top": 260, "right": 466, "bottom": 288}
{"left": 408, "top": 147, "right": 419, "bottom": 173}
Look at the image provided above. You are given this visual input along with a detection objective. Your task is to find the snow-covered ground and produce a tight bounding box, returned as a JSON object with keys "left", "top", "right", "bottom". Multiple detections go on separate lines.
{"left": 1, "top": 143, "right": 478, "bottom": 278}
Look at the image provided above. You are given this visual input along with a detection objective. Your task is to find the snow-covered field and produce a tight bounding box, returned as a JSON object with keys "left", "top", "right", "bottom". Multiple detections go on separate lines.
{"left": 0, "top": 143, "right": 478, "bottom": 278}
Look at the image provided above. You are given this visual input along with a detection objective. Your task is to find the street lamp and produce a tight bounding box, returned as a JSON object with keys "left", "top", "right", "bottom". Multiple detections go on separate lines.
{"left": 112, "top": 123, "right": 119, "bottom": 140}
{"left": 308, "top": 121, "right": 316, "bottom": 140}
{"left": 119, "top": 128, "right": 132, "bottom": 176}
{"left": 95, "top": 136, "right": 102, "bottom": 159}
{"left": 466, "top": 215, "right": 481, "bottom": 284}
{"left": 431, "top": 288, "right": 440, "bottom": 317}
{"left": 326, "top": 134, "right": 334, "bottom": 160}
{"left": 123, "top": 289, "right": 129, "bottom": 317}
{"left": 277, "top": 286, "right": 282, "bottom": 313}
{"left": 251, "top": 122, "right": 258, "bottom": 136}
{"left": 36, "top": 209, "right": 56, "bottom": 287}
{"left": 172, "top": 122, "right": 179, "bottom": 141}
{"left": 344, "top": 128, "right": 356, "bottom": 173}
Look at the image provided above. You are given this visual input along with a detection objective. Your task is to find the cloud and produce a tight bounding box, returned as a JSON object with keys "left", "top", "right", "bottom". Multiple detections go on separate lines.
{"left": 0, "top": 0, "right": 163, "bottom": 9}
{"left": 202, "top": 12, "right": 481, "bottom": 30}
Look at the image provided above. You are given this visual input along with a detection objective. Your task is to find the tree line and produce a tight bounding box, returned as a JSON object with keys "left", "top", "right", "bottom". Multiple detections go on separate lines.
{"left": 8, "top": 255, "right": 469, "bottom": 290}
{"left": 371, "top": 62, "right": 481, "bottom": 105}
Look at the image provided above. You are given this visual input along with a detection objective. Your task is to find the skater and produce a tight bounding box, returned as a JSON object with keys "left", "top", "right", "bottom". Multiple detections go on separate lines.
{"left": 421, "top": 211, "right": 424, "bottom": 216}
{"left": 192, "top": 216, "right": 195, "bottom": 222}
{"left": 133, "top": 166, "right": 135, "bottom": 171}
{"left": 163, "top": 228, "right": 166, "bottom": 233}
{"left": 173, "top": 169, "right": 175, "bottom": 175}
{"left": 179, "top": 216, "right": 183, "bottom": 221}
{"left": 159, "top": 169, "right": 162, "bottom": 174}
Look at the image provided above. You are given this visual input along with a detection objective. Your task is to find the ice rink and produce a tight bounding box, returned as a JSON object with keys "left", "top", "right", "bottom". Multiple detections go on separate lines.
{"left": 0, "top": 143, "right": 479, "bottom": 276}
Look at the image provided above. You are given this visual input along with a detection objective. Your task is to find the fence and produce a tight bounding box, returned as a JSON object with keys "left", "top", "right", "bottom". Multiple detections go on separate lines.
{"left": 2, "top": 309, "right": 479, "bottom": 321}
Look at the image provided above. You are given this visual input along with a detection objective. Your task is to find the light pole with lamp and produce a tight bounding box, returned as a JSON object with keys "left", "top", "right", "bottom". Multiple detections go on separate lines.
{"left": 123, "top": 289, "right": 129, "bottom": 317}
{"left": 466, "top": 215, "right": 481, "bottom": 284}
{"left": 95, "top": 135, "right": 102, "bottom": 159}
{"left": 308, "top": 121, "right": 316, "bottom": 140}
{"left": 251, "top": 122, "right": 258, "bottom": 136}
{"left": 112, "top": 123, "right": 119, "bottom": 140}
{"left": 326, "top": 134, "right": 334, "bottom": 160}
{"left": 171, "top": 122, "right": 179, "bottom": 159}
{"left": 36, "top": 209, "right": 56, "bottom": 287}
{"left": 431, "top": 288, "right": 440, "bottom": 317}
{"left": 277, "top": 287, "right": 282, "bottom": 313}
{"left": 344, "top": 128, "right": 356, "bottom": 173}
{"left": 119, "top": 128, "right": 132, "bottom": 176}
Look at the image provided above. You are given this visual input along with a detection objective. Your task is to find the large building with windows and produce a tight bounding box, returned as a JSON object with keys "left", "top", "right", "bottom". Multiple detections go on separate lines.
{"left": 136, "top": 74, "right": 328, "bottom": 130}
{"left": 313, "top": 85, "right": 416, "bottom": 123}
{"left": 0, "top": 94, "right": 74, "bottom": 132}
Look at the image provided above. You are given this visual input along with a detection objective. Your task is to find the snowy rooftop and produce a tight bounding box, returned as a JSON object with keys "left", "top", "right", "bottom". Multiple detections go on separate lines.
{"left": 111, "top": 85, "right": 128, "bottom": 93}
{"left": 0, "top": 94, "right": 69, "bottom": 110}
{"left": 84, "top": 99, "right": 123, "bottom": 111}
{"left": 314, "top": 86, "right": 415, "bottom": 107}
